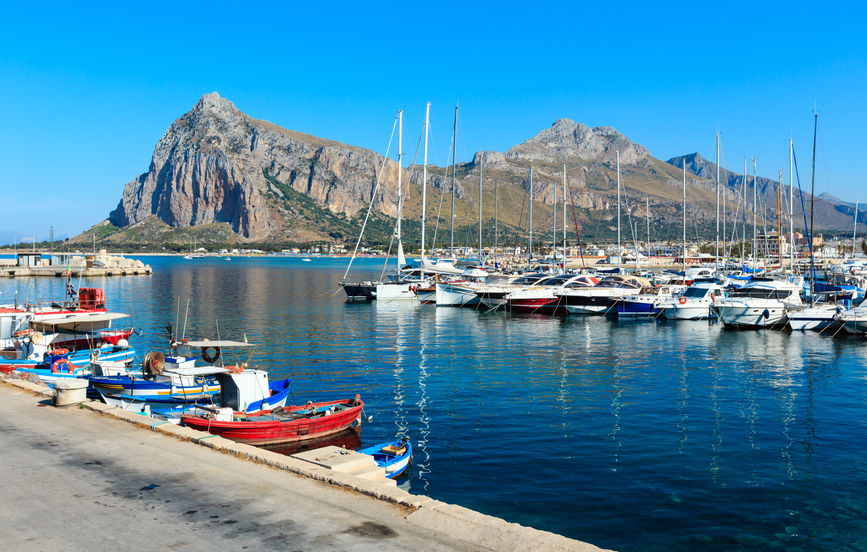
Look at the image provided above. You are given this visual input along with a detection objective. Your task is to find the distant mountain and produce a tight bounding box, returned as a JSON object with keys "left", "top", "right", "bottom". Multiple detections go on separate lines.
{"left": 71, "top": 94, "right": 860, "bottom": 249}
{"left": 667, "top": 152, "right": 863, "bottom": 232}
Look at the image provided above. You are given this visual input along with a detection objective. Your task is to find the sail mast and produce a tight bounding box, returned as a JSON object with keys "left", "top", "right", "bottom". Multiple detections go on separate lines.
{"left": 646, "top": 198, "right": 650, "bottom": 250}
{"left": 751, "top": 157, "right": 757, "bottom": 267}
{"left": 552, "top": 170, "right": 557, "bottom": 269}
{"left": 617, "top": 150, "right": 621, "bottom": 263}
{"left": 450, "top": 105, "right": 458, "bottom": 259}
{"left": 854, "top": 201, "right": 859, "bottom": 258}
{"left": 562, "top": 163, "right": 567, "bottom": 269}
{"left": 742, "top": 159, "right": 747, "bottom": 260}
{"left": 682, "top": 158, "right": 687, "bottom": 275}
{"left": 528, "top": 167, "right": 534, "bottom": 268}
{"left": 777, "top": 169, "right": 783, "bottom": 270}
{"left": 421, "top": 102, "right": 430, "bottom": 263}
{"left": 716, "top": 132, "right": 720, "bottom": 264}
{"left": 478, "top": 156, "right": 484, "bottom": 265}
{"left": 809, "top": 112, "right": 818, "bottom": 305}
{"left": 495, "top": 178, "right": 499, "bottom": 265}
{"left": 396, "top": 109, "right": 404, "bottom": 268}
{"left": 789, "top": 138, "right": 794, "bottom": 273}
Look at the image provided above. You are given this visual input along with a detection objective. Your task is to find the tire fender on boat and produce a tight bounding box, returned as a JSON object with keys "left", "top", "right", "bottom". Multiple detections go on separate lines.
{"left": 202, "top": 346, "right": 221, "bottom": 364}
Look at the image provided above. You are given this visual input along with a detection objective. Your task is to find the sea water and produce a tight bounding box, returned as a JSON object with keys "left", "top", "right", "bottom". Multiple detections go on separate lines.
{"left": 3, "top": 255, "right": 866, "bottom": 551}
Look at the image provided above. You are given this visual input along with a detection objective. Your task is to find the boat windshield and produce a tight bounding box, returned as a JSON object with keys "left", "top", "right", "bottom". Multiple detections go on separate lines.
{"left": 512, "top": 274, "right": 546, "bottom": 285}
{"left": 540, "top": 275, "right": 573, "bottom": 286}
{"left": 683, "top": 287, "right": 709, "bottom": 299}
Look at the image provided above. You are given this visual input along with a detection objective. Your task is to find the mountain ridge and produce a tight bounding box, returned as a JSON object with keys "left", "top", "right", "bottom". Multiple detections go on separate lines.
{"left": 77, "top": 93, "right": 860, "bottom": 249}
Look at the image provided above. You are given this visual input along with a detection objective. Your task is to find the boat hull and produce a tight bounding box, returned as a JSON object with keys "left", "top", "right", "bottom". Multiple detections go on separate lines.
{"left": 659, "top": 303, "right": 713, "bottom": 320}
{"left": 340, "top": 282, "right": 376, "bottom": 301}
{"left": 181, "top": 398, "right": 364, "bottom": 446}
{"left": 357, "top": 440, "right": 412, "bottom": 479}
{"left": 375, "top": 282, "right": 417, "bottom": 300}
{"left": 713, "top": 302, "right": 788, "bottom": 329}
{"left": 435, "top": 283, "right": 480, "bottom": 307}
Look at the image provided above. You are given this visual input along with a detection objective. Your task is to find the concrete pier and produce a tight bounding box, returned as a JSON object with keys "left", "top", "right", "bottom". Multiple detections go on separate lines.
{"left": 0, "top": 378, "right": 606, "bottom": 551}
{"left": 0, "top": 266, "right": 152, "bottom": 278}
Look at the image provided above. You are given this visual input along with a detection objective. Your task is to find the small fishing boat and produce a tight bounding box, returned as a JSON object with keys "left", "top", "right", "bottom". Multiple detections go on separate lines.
{"left": 12, "top": 342, "right": 136, "bottom": 384}
{"left": 92, "top": 339, "right": 290, "bottom": 411}
{"left": 357, "top": 438, "right": 412, "bottom": 479}
{"left": 181, "top": 396, "right": 365, "bottom": 446}
{"left": 302, "top": 258, "right": 312, "bottom": 262}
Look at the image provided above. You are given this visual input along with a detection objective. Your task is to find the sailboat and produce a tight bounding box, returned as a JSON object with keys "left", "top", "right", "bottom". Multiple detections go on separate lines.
{"left": 376, "top": 110, "right": 430, "bottom": 301}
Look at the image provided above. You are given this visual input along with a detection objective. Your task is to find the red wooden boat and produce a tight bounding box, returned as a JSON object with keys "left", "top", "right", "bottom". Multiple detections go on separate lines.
{"left": 180, "top": 396, "right": 364, "bottom": 446}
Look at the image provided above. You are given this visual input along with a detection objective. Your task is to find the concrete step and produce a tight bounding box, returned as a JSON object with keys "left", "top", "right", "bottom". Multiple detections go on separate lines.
{"left": 291, "top": 445, "right": 396, "bottom": 486}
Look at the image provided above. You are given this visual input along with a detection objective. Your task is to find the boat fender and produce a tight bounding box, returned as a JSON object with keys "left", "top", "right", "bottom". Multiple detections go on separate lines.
{"left": 202, "top": 346, "right": 221, "bottom": 364}
{"left": 678, "top": 297, "right": 687, "bottom": 305}
{"left": 51, "top": 358, "right": 72, "bottom": 374}
{"left": 762, "top": 309, "right": 770, "bottom": 319}
{"left": 49, "top": 348, "right": 69, "bottom": 357}
{"left": 709, "top": 293, "right": 715, "bottom": 302}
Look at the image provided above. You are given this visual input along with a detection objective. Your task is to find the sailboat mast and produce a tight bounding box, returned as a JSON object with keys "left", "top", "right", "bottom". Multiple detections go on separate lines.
{"left": 809, "top": 112, "right": 818, "bottom": 305}
{"left": 421, "top": 102, "right": 430, "bottom": 261}
{"left": 616, "top": 150, "right": 621, "bottom": 262}
{"left": 397, "top": 110, "right": 403, "bottom": 243}
{"left": 478, "top": 156, "right": 484, "bottom": 264}
{"left": 494, "top": 178, "right": 499, "bottom": 264}
{"left": 528, "top": 167, "right": 534, "bottom": 268}
{"left": 742, "top": 159, "right": 747, "bottom": 259}
{"left": 562, "top": 164, "right": 567, "bottom": 269}
{"left": 682, "top": 159, "right": 687, "bottom": 275}
{"left": 716, "top": 132, "right": 721, "bottom": 264}
{"left": 646, "top": 198, "right": 650, "bottom": 250}
{"left": 854, "top": 201, "right": 859, "bottom": 258}
{"left": 789, "top": 138, "right": 794, "bottom": 273}
{"left": 450, "top": 105, "right": 458, "bottom": 258}
{"left": 751, "top": 157, "right": 757, "bottom": 265}
{"left": 777, "top": 169, "right": 783, "bottom": 270}
{"left": 552, "top": 172, "right": 557, "bottom": 268}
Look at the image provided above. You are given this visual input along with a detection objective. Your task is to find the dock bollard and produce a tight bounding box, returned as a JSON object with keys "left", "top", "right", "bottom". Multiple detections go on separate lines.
{"left": 53, "top": 378, "right": 89, "bottom": 407}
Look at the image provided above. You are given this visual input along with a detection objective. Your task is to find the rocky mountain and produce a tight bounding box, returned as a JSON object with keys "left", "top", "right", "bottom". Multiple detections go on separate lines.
{"left": 81, "top": 93, "right": 857, "bottom": 249}
{"left": 108, "top": 92, "right": 406, "bottom": 241}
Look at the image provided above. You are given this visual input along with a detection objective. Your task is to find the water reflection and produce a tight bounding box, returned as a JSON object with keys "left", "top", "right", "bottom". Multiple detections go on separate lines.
{"left": 3, "top": 257, "right": 867, "bottom": 552}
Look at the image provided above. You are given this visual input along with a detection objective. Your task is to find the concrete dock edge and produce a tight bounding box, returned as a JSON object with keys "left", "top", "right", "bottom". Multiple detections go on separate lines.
{"left": 2, "top": 376, "right": 608, "bottom": 551}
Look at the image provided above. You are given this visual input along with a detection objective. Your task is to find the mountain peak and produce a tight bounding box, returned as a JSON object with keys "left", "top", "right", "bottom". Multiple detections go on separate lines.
{"left": 190, "top": 91, "right": 240, "bottom": 117}
{"left": 505, "top": 119, "right": 649, "bottom": 164}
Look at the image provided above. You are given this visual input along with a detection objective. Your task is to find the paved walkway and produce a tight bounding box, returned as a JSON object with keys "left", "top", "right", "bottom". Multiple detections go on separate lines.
{"left": 0, "top": 381, "right": 602, "bottom": 551}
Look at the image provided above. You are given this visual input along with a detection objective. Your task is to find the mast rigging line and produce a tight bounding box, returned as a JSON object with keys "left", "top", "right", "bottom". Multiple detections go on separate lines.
{"left": 342, "top": 115, "right": 398, "bottom": 281}
{"left": 379, "top": 111, "right": 427, "bottom": 282}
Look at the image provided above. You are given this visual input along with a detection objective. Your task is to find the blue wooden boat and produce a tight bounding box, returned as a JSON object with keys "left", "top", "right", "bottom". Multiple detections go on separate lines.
{"left": 92, "top": 340, "right": 292, "bottom": 412}
{"left": 14, "top": 344, "right": 136, "bottom": 386}
{"left": 357, "top": 439, "right": 412, "bottom": 479}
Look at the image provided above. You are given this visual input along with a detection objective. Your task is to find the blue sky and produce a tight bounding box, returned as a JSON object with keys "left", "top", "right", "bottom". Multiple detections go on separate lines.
{"left": 2, "top": 1, "right": 865, "bottom": 242}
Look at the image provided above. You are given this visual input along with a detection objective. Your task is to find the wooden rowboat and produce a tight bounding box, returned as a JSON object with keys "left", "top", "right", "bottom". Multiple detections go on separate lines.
{"left": 180, "top": 396, "right": 364, "bottom": 446}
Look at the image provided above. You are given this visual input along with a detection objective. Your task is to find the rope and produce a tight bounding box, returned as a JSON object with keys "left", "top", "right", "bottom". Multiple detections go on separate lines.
{"left": 342, "top": 115, "right": 399, "bottom": 282}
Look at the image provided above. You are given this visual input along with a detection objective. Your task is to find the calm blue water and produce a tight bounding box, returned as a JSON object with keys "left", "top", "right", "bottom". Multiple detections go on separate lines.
{"left": 3, "top": 255, "right": 867, "bottom": 551}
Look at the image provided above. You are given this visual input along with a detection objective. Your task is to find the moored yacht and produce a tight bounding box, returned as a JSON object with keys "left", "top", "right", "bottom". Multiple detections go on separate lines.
{"left": 615, "top": 284, "right": 687, "bottom": 319}
{"left": 555, "top": 275, "right": 651, "bottom": 315}
{"left": 507, "top": 274, "right": 599, "bottom": 314}
{"left": 711, "top": 277, "right": 803, "bottom": 329}
{"left": 658, "top": 280, "right": 726, "bottom": 321}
